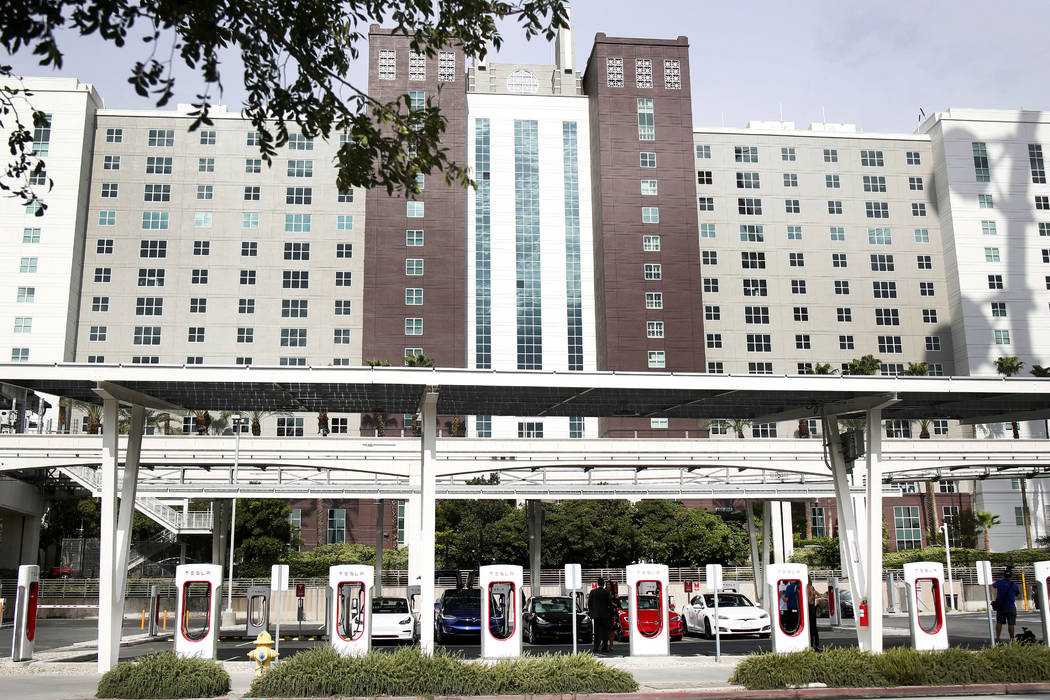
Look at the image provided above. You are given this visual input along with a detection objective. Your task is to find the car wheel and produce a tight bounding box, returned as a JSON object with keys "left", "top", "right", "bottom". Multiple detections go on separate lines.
{"left": 435, "top": 624, "right": 443, "bottom": 645}
{"left": 703, "top": 618, "right": 713, "bottom": 640}
{"left": 525, "top": 622, "right": 533, "bottom": 644}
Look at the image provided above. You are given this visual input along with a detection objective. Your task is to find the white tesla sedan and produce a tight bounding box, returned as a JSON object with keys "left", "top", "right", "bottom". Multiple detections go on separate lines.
{"left": 371, "top": 596, "right": 418, "bottom": 643}
{"left": 683, "top": 592, "right": 770, "bottom": 638}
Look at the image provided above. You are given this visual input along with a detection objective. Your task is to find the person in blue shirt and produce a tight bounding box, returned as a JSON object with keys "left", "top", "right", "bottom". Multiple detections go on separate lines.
{"left": 992, "top": 566, "right": 1021, "bottom": 642}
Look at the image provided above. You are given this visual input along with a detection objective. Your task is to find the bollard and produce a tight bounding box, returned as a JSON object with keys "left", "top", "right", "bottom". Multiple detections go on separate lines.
{"left": 140, "top": 610, "right": 146, "bottom": 630}
{"left": 163, "top": 609, "right": 167, "bottom": 630}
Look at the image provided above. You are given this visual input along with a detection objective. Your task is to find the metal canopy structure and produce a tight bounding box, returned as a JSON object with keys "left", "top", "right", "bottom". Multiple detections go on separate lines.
{"left": 2, "top": 363, "right": 1050, "bottom": 672}
{"left": 3, "top": 363, "right": 1050, "bottom": 421}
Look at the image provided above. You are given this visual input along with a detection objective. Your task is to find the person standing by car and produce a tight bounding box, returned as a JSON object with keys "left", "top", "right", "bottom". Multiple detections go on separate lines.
{"left": 993, "top": 566, "right": 1021, "bottom": 642}
{"left": 587, "top": 578, "right": 612, "bottom": 652}
{"left": 806, "top": 578, "right": 821, "bottom": 651}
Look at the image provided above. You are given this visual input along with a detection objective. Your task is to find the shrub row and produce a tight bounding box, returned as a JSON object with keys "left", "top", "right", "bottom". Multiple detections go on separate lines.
{"left": 730, "top": 643, "right": 1050, "bottom": 690}
{"left": 96, "top": 651, "right": 230, "bottom": 699}
{"left": 248, "top": 645, "right": 639, "bottom": 698}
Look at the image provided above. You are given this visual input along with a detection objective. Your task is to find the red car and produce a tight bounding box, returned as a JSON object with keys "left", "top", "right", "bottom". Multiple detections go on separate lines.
{"left": 614, "top": 595, "right": 684, "bottom": 641}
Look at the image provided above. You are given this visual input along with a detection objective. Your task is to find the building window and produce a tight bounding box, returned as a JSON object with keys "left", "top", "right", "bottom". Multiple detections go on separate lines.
{"left": 824, "top": 148, "right": 838, "bottom": 163}
{"left": 406, "top": 201, "right": 424, "bottom": 217}
{"left": 237, "top": 328, "right": 254, "bottom": 343}
{"left": 10, "top": 348, "right": 29, "bottom": 362}
{"left": 793, "top": 306, "right": 809, "bottom": 322}
{"left": 991, "top": 302, "right": 1007, "bottom": 317}
{"left": 917, "top": 254, "right": 933, "bottom": 269}
{"left": 748, "top": 363, "right": 773, "bottom": 375}
{"left": 635, "top": 58, "right": 653, "bottom": 88}
{"left": 325, "top": 508, "right": 346, "bottom": 543}
{"left": 287, "top": 159, "right": 313, "bottom": 177}
{"left": 1038, "top": 196, "right": 1050, "bottom": 211}
{"left": 405, "top": 288, "right": 423, "bottom": 305}
{"left": 282, "top": 270, "right": 309, "bottom": 288}
{"left": 988, "top": 274, "right": 1004, "bottom": 289}
{"left": 147, "top": 128, "right": 174, "bottom": 147}
{"left": 933, "top": 420, "right": 949, "bottom": 436}
{"left": 827, "top": 200, "right": 843, "bottom": 214}
{"left": 863, "top": 175, "right": 887, "bottom": 192}
{"left": 663, "top": 59, "right": 681, "bottom": 89}
{"left": 741, "top": 251, "right": 765, "bottom": 269}
{"left": 894, "top": 506, "right": 922, "bottom": 550}
{"left": 106, "top": 128, "right": 123, "bottom": 143}
{"left": 972, "top": 142, "right": 989, "bottom": 181}
{"left": 909, "top": 176, "right": 924, "bottom": 191}
{"left": 92, "top": 266, "right": 110, "bottom": 282}
{"left": 865, "top": 201, "right": 889, "bottom": 218}
{"left": 791, "top": 279, "right": 806, "bottom": 294}
{"left": 839, "top": 335, "right": 854, "bottom": 350}
{"left": 697, "top": 197, "right": 714, "bottom": 211}
{"left": 606, "top": 57, "right": 624, "bottom": 87}
{"left": 283, "top": 242, "right": 310, "bottom": 260}
{"left": 333, "top": 328, "right": 351, "bottom": 344}
{"left": 406, "top": 259, "right": 424, "bottom": 276}
{"left": 707, "top": 362, "right": 724, "bottom": 374}
{"left": 832, "top": 252, "right": 847, "bottom": 267}
{"left": 641, "top": 179, "right": 658, "bottom": 195}
{"left": 994, "top": 329, "right": 1011, "bottom": 345}
{"left": 743, "top": 279, "right": 767, "bottom": 297}
{"left": 736, "top": 171, "right": 759, "bottom": 188}
{"left": 517, "top": 422, "right": 544, "bottom": 439}
{"left": 784, "top": 173, "right": 798, "bottom": 187}
{"left": 245, "top": 158, "right": 261, "bottom": 173}
{"left": 189, "top": 298, "right": 207, "bottom": 314}
{"left": 701, "top": 251, "right": 717, "bottom": 266}
{"left": 637, "top": 98, "right": 655, "bottom": 140}
{"left": 641, "top": 151, "right": 657, "bottom": 167}
{"left": 191, "top": 269, "right": 208, "bottom": 284}
{"left": 438, "top": 51, "right": 456, "bottom": 82}
{"left": 735, "top": 145, "right": 758, "bottom": 163}
{"left": 706, "top": 333, "right": 722, "bottom": 349}
{"left": 103, "top": 155, "right": 120, "bottom": 171}
{"left": 642, "top": 206, "right": 659, "bottom": 223}
{"left": 644, "top": 234, "right": 662, "bottom": 251}
{"left": 645, "top": 292, "right": 663, "bottom": 309}
{"left": 647, "top": 350, "right": 665, "bottom": 368}
{"left": 197, "top": 157, "right": 215, "bottom": 173}
{"left": 96, "top": 238, "right": 113, "bottom": 254}
{"left": 99, "top": 210, "right": 116, "bottom": 226}
{"left": 133, "top": 326, "right": 162, "bottom": 345}
{"left": 914, "top": 228, "right": 930, "bottom": 243}
{"left": 925, "top": 336, "right": 941, "bottom": 351}
{"left": 704, "top": 305, "right": 720, "bottom": 321}
{"left": 834, "top": 280, "right": 850, "bottom": 295}
{"left": 868, "top": 227, "right": 892, "bottom": 245}
{"left": 644, "top": 263, "right": 662, "bottom": 280}
{"left": 753, "top": 422, "right": 777, "bottom": 437}
{"left": 795, "top": 334, "right": 811, "bottom": 349}
{"left": 241, "top": 241, "right": 257, "bottom": 257}
{"left": 280, "top": 328, "right": 307, "bottom": 347}
{"left": 740, "top": 224, "right": 764, "bottom": 242}
{"left": 242, "top": 213, "right": 259, "bottom": 229}
{"left": 334, "top": 300, "right": 351, "bottom": 315}
{"left": 788, "top": 252, "right": 804, "bottom": 267}
{"left": 13, "top": 317, "right": 33, "bottom": 334}
{"left": 912, "top": 202, "right": 927, "bottom": 216}
{"left": 837, "top": 307, "right": 852, "bottom": 322}
{"left": 781, "top": 147, "right": 796, "bottom": 161}
{"left": 336, "top": 243, "right": 353, "bottom": 259}
{"left": 405, "top": 318, "right": 423, "bottom": 335}
{"left": 378, "top": 49, "right": 396, "bottom": 80}
{"left": 985, "top": 247, "right": 1001, "bottom": 263}
{"left": 694, "top": 145, "right": 710, "bottom": 159}
{"left": 187, "top": 327, "right": 205, "bottom": 343}
{"left": 870, "top": 254, "right": 894, "bottom": 271}
{"left": 738, "top": 198, "right": 762, "bottom": 215}
{"left": 281, "top": 299, "right": 308, "bottom": 318}
{"left": 91, "top": 295, "right": 108, "bottom": 312}
{"left": 875, "top": 308, "right": 899, "bottom": 326}
{"left": 141, "top": 211, "right": 170, "bottom": 230}
{"left": 746, "top": 333, "right": 771, "bottom": 352}
{"left": 919, "top": 281, "right": 935, "bottom": 296}
{"left": 785, "top": 199, "right": 800, "bottom": 214}
{"left": 979, "top": 194, "right": 994, "bottom": 208}
{"left": 922, "top": 308, "right": 937, "bottom": 323}
{"left": 239, "top": 270, "right": 256, "bottom": 285}
{"left": 100, "top": 183, "right": 118, "bottom": 198}
{"left": 878, "top": 335, "right": 903, "bottom": 353}
{"left": 829, "top": 226, "right": 845, "bottom": 241}
{"left": 135, "top": 297, "right": 162, "bottom": 315}
{"left": 238, "top": 298, "right": 255, "bottom": 314}
{"left": 860, "top": 149, "right": 884, "bottom": 167}
{"left": 744, "top": 306, "right": 770, "bottom": 324}
{"left": 826, "top": 174, "right": 840, "bottom": 188}
{"left": 703, "top": 278, "right": 718, "bottom": 293}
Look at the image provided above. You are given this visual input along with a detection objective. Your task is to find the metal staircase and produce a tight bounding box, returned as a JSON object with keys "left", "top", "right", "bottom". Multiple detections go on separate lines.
{"left": 60, "top": 465, "right": 214, "bottom": 534}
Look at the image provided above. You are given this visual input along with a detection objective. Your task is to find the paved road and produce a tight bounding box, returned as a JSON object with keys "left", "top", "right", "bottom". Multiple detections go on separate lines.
{"left": 5, "top": 610, "right": 1040, "bottom": 662}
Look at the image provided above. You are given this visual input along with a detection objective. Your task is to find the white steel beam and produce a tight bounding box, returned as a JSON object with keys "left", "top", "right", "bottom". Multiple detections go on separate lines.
{"left": 96, "top": 397, "right": 120, "bottom": 673}
{"left": 753, "top": 394, "right": 898, "bottom": 425}
{"left": 93, "top": 381, "right": 182, "bottom": 412}
{"left": 864, "top": 406, "right": 885, "bottom": 653}
{"left": 823, "top": 412, "right": 865, "bottom": 623}
{"left": 417, "top": 390, "right": 438, "bottom": 655}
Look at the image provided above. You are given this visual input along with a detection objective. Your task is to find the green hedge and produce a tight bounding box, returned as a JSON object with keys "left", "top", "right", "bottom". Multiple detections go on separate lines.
{"left": 730, "top": 644, "right": 1050, "bottom": 690}
{"left": 884, "top": 546, "right": 1050, "bottom": 568}
{"left": 96, "top": 651, "right": 230, "bottom": 699}
{"left": 248, "top": 645, "right": 638, "bottom": 698}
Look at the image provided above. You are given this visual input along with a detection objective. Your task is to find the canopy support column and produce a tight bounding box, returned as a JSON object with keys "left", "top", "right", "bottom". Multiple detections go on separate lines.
{"left": 417, "top": 390, "right": 438, "bottom": 655}
{"left": 745, "top": 501, "right": 763, "bottom": 606}
{"left": 823, "top": 411, "right": 865, "bottom": 645}
{"left": 863, "top": 406, "right": 885, "bottom": 653}
{"left": 527, "top": 500, "right": 543, "bottom": 596}
{"left": 375, "top": 499, "right": 385, "bottom": 596}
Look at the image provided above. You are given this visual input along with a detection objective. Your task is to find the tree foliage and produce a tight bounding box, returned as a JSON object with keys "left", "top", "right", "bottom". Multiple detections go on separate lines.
{"left": 844, "top": 355, "right": 881, "bottom": 376}
{"left": 282, "top": 542, "right": 408, "bottom": 578}
{"left": 0, "top": 0, "right": 569, "bottom": 209}
{"left": 233, "top": 498, "right": 298, "bottom": 576}
{"left": 435, "top": 499, "right": 751, "bottom": 569}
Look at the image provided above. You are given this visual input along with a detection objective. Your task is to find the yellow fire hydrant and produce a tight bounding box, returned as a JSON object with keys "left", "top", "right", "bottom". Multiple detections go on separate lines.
{"left": 248, "top": 630, "right": 279, "bottom": 674}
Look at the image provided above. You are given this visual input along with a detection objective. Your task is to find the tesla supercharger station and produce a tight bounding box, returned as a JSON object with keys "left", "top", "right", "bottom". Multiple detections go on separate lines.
{"left": 766, "top": 562, "right": 808, "bottom": 653}
{"left": 827, "top": 576, "right": 841, "bottom": 627}
{"left": 626, "top": 563, "right": 670, "bottom": 656}
{"left": 481, "top": 564, "right": 522, "bottom": 658}
{"left": 328, "top": 565, "right": 373, "bottom": 657}
{"left": 11, "top": 564, "right": 39, "bottom": 661}
{"left": 147, "top": 584, "right": 162, "bottom": 636}
{"left": 175, "top": 564, "right": 223, "bottom": 659}
{"left": 1034, "top": 560, "right": 1050, "bottom": 644}
{"left": 903, "top": 561, "right": 948, "bottom": 651}
{"left": 245, "top": 585, "right": 270, "bottom": 637}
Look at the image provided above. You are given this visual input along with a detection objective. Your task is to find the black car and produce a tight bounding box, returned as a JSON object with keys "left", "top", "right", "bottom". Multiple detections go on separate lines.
{"left": 522, "top": 595, "right": 592, "bottom": 644}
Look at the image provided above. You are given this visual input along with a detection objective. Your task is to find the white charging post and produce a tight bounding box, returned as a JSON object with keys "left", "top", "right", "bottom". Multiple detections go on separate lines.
{"left": 827, "top": 576, "right": 840, "bottom": 627}
{"left": 706, "top": 563, "right": 723, "bottom": 662}
{"left": 903, "top": 561, "right": 948, "bottom": 651}
{"left": 1034, "top": 560, "right": 1050, "bottom": 644}
{"left": 11, "top": 564, "right": 39, "bottom": 662}
{"left": 625, "top": 563, "right": 670, "bottom": 657}
{"left": 766, "top": 563, "right": 808, "bottom": 653}
{"left": 272, "top": 564, "right": 289, "bottom": 654}
{"left": 175, "top": 564, "right": 223, "bottom": 660}
{"left": 328, "top": 565, "right": 373, "bottom": 657}
{"left": 565, "top": 563, "right": 582, "bottom": 655}
{"left": 480, "top": 564, "right": 522, "bottom": 658}
{"left": 976, "top": 560, "right": 994, "bottom": 646}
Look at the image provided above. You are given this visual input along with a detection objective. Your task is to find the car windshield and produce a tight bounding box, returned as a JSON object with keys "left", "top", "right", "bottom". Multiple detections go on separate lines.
{"left": 532, "top": 597, "right": 571, "bottom": 613}
{"left": 443, "top": 590, "right": 480, "bottom": 611}
{"left": 702, "top": 593, "right": 754, "bottom": 608}
{"left": 372, "top": 597, "right": 409, "bottom": 614}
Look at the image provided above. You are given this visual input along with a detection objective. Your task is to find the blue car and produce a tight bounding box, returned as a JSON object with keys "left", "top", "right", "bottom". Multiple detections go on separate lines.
{"left": 434, "top": 589, "right": 505, "bottom": 643}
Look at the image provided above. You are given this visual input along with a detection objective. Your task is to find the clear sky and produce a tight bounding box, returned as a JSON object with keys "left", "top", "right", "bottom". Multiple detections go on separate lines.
{"left": 8, "top": 0, "right": 1050, "bottom": 134}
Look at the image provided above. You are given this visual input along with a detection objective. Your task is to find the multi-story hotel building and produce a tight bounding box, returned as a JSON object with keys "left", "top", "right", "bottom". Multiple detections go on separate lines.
{"left": 3, "top": 18, "right": 1050, "bottom": 552}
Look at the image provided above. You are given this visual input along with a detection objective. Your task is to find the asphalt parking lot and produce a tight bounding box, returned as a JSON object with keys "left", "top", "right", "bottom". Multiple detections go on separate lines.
{"left": 3, "top": 610, "right": 1043, "bottom": 662}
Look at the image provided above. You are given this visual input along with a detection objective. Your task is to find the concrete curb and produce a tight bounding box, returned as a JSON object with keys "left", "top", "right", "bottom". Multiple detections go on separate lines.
{"left": 224, "top": 683, "right": 1050, "bottom": 700}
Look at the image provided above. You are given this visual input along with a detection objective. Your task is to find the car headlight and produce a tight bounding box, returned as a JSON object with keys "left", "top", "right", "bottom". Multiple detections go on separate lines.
{"left": 534, "top": 616, "right": 551, "bottom": 625}
{"left": 441, "top": 614, "right": 457, "bottom": 621}
{"left": 671, "top": 614, "right": 681, "bottom": 622}
{"left": 759, "top": 612, "right": 769, "bottom": 619}
{"left": 399, "top": 617, "right": 412, "bottom": 625}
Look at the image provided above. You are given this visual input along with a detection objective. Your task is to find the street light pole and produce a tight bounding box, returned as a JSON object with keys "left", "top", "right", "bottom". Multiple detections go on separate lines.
{"left": 225, "top": 415, "right": 242, "bottom": 615}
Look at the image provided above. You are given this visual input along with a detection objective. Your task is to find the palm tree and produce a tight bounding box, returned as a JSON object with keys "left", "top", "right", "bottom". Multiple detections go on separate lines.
{"left": 995, "top": 356, "right": 1025, "bottom": 438}
{"left": 1031, "top": 365, "right": 1050, "bottom": 377}
{"left": 403, "top": 354, "right": 436, "bottom": 435}
{"left": 84, "top": 404, "right": 103, "bottom": 434}
{"left": 365, "top": 359, "right": 392, "bottom": 436}
{"left": 192, "top": 410, "right": 212, "bottom": 436}
{"left": 902, "top": 362, "right": 929, "bottom": 376}
{"left": 917, "top": 418, "right": 932, "bottom": 439}
{"left": 974, "top": 511, "right": 1001, "bottom": 552}
{"left": 721, "top": 418, "right": 751, "bottom": 439}
{"left": 805, "top": 363, "right": 838, "bottom": 375}
{"left": 844, "top": 355, "right": 881, "bottom": 376}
